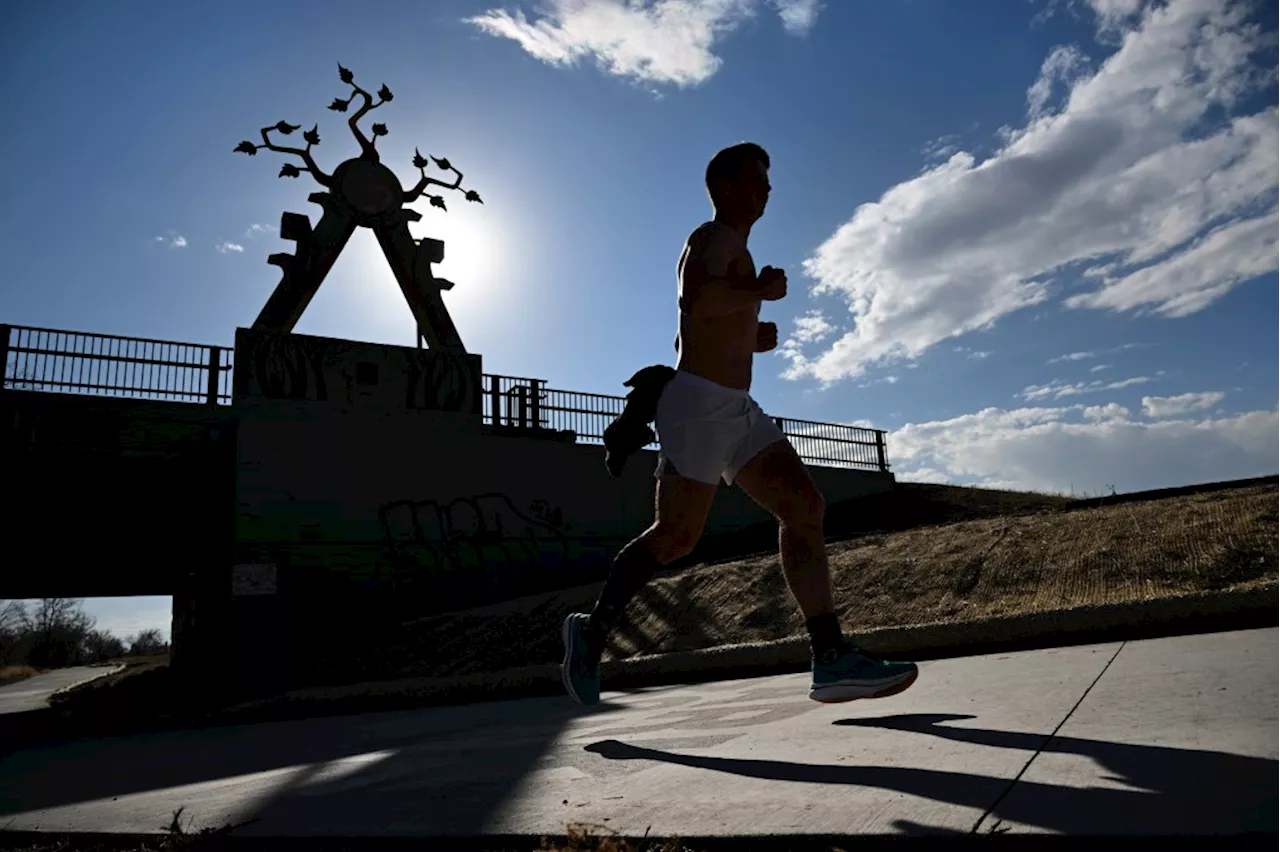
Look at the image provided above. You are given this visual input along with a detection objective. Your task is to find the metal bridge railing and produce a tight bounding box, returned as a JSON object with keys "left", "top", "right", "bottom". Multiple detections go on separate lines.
{"left": 1, "top": 323, "right": 889, "bottom": 471}
{"left": 1, "top": 323, "right": 232, "bottom": 404}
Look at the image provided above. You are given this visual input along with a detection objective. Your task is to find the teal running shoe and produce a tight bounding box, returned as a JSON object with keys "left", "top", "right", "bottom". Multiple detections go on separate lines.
{"left": 811, "top": 642, "right": 919, "bottom": 703}
{"left": 561, "top": 613, "right": 602, "bottom": 705}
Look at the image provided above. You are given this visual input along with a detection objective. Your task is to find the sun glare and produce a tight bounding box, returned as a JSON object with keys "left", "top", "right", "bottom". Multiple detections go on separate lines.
{"left": 330, "top": 203, "right": 510, "bottom": 343}
{"left": 420, "top": 208, "right": 505, "bottom": 300}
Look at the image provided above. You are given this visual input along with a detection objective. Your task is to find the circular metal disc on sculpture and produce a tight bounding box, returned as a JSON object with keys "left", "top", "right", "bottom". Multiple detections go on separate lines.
{"left": 340, "top": 160, "right": 402, "bottom": 215}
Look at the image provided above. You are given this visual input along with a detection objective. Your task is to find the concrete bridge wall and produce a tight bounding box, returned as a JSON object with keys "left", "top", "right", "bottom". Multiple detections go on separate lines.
{"left": 0, "top": 389, "right": 234, "bottom": 599}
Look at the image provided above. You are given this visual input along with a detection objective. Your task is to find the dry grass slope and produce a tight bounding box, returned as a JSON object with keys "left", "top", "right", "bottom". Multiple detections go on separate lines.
{"left": 361, "top": 482, "right": 1275, "bottom": 680}
{"left": 0, "top": 664, "right": 43, "bottom": 687}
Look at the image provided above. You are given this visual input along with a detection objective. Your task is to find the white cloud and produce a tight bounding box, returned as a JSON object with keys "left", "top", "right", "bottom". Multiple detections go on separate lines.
{"left": 245, "top": 223, "right": 276, "bottom": 238}
{"left": 1021, "top": 373, "right": 1160, "bottom": 401}
{"left": 153, "top": 234, "right": 187, "bottom": 249}
{"left": 922, "top": 134, "right": 961, "bottom": 161}
{"left": 1083, "top": 402, "right": 1129, "bottom": 420}
{"left": 216, "top": 242, "right": 245, "bottom": 254}
{"left": 1027, "top": 45, "right": 1091, "bottom": 119}
{"left": 1090, "top": 364, "right": 1112, "bottom": 372}
{"left": 954, "top": 346, "right": 993, "bottom": 361}
{"left": 1142, "top": 391, "right": 1226, "bottom": 418}
{"left": 897, "top": 466, "right": 954, "bottom": 485}
{"left": 466, "top": 0, "right": 821, "bottom": 87}
{"left": 1049, "top": 350, "right": 1097, "bottom": 363}
{"left": 1088, "top": 0, "right": 1146, "bottom": 35}
{"left": 783, "top": 0, "right": 1277, "bottom": 383}
{"left": 887, "top": 401, "right": 1277, "bottom": 494}
{"left": 770, "top": 0, "right": 821, "bottom": 36}
{"left": 792, "top": 310, "right": 834, "bottom": 343}
{"left": 1048, "top": 342, "right": 1144, "bottom": 364}
{"left": 1065, "top": 209, "right": 1280, "bottom": 317}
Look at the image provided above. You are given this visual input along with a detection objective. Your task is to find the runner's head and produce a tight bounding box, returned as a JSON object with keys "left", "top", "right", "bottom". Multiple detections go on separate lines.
{"left": 706, "top": 142, "right": 771, "bottom": 222}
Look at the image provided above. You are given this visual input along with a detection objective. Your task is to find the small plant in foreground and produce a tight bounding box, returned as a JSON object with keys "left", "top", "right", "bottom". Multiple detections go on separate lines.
{"left": 538, "top": 822, "right": 698, "bottom": 852}
{"left": 155, "top": 807, "right": 257, "bottom": 851}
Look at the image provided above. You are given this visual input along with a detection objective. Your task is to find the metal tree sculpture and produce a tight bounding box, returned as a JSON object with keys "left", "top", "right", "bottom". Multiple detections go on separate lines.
{"left": 236, "top": 64, "right": 483, "bottom": 353}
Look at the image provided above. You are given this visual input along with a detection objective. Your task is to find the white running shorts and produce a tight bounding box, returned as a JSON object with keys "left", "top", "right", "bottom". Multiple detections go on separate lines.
{"left": 653, "top": 369, "right": 788, "bottom": 486}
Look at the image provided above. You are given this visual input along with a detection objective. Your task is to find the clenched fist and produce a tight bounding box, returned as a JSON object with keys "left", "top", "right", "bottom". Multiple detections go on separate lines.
{"left": 757, "top": 266, "right": 787, "bottom": 301}
{"left": 754, "top": 321, "right": 778, "bottom": 353}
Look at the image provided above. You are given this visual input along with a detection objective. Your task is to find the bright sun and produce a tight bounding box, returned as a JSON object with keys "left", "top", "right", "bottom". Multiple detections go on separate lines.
{"left": 349, "top": 202, "right": 509, "bottom": 337}
{"left": 419, "top": 207, "right": 503, "bottom": 294}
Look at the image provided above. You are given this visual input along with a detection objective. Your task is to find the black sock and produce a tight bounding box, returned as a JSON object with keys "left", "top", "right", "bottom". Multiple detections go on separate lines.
{"left": 585, "top": 539, "right": 664, "bottom": 658}
{"left": 806, "top": 612, "right": 846, "bottom": 664}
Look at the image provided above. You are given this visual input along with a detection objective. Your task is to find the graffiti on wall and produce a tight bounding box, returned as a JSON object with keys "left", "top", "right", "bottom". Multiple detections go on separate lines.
{"left": 233, "top": 328, "right": 481, "bottom": 414}
{"left": 234, "top": 330, "right": 347, "bottom": 402}
{"left": 376, "top": 492, "right": 580, "bottom": 593}
{"left": 404, "top": 348, "right": 482, "bottom": 414}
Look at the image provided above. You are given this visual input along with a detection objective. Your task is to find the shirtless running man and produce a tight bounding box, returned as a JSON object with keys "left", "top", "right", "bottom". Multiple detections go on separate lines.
{"left": 561, "top": 143, "right": 919, "bottom": 705}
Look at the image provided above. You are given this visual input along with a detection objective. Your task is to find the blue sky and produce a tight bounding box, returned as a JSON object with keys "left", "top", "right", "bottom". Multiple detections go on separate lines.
{"left": 3, "top": 0, "right": 1277, "bottom": 640}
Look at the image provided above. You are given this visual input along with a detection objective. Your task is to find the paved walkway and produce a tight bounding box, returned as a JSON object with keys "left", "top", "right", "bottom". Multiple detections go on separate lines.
{"left": 0, "top": 628, "right": 1274, "bottom": 837}
{"left": 0, "top": 666, "right": 122, "bottom": 716}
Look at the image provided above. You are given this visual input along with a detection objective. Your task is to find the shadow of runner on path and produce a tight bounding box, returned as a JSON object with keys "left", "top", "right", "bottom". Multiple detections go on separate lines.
{"left": 584, "top": 713, "right": 1277, "bottom": 835}
{"left": 835, "top": 714, "right": 1277, "bottom": 834}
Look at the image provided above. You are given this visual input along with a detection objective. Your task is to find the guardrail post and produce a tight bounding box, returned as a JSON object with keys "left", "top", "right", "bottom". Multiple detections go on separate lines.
{"left": 876, "top": 429, "right": 888, "bottom": 472}
{"left": 531, "top": 379, "right": 543, "bottom": 431}
{"left": 0, "top": 324, "right": 9, "bottom": 392}
{"left": 205, "top": 347, "right": 222, "bottom": 405}
{"left": 507, "top": 386, "right": 528, "bottom": 429}
{"left": 488, "top": 374, "right": 501, "bottom": 426}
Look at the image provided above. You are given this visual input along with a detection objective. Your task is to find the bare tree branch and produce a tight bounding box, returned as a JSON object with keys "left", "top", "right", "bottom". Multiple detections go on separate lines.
{"left": 0, "top": 600, "right": 27, "bottom": 636}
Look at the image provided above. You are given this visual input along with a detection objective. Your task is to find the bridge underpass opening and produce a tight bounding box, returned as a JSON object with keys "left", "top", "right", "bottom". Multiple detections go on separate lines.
{"left": 0, "top": 595, "right": 172, "bottom": 675}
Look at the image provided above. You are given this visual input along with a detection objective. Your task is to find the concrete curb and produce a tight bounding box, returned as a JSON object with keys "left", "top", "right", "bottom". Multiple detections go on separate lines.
{"left": 46, "top": 665, "right": 127, "bottom": 701}
{"left": 213, "top": 582, "right": 1276, "bottom": 723}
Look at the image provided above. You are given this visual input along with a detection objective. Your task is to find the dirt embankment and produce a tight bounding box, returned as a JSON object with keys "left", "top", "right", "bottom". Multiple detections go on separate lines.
{"left": 0, "top": 664, "right": 44, "bottom": 687}
{"left": 336, "top": 482, "right": 1276, "bottom": 682}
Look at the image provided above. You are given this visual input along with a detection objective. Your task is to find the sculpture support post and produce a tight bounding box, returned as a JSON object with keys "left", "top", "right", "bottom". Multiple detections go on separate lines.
{"left": 374, "top": 219, "right": 466, "bottom": 354}
{"left": 253, "top": 206, "right": 359, "bottom": 334}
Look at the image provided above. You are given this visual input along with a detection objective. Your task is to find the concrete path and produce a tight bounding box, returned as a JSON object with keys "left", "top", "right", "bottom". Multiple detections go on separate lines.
{"left": 0, "top": 666, "right": 123, "bottom": 716}
{"left": 0, "top": 628, "right": 1274, "bottom": 837}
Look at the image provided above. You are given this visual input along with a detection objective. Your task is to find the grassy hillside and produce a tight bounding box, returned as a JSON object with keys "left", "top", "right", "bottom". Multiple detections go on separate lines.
{"left": 684, "top": 481, "right": 1071, "bottom": 569}
{"left": 340, "top": 481, "right": 1276, "bottom": 682}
